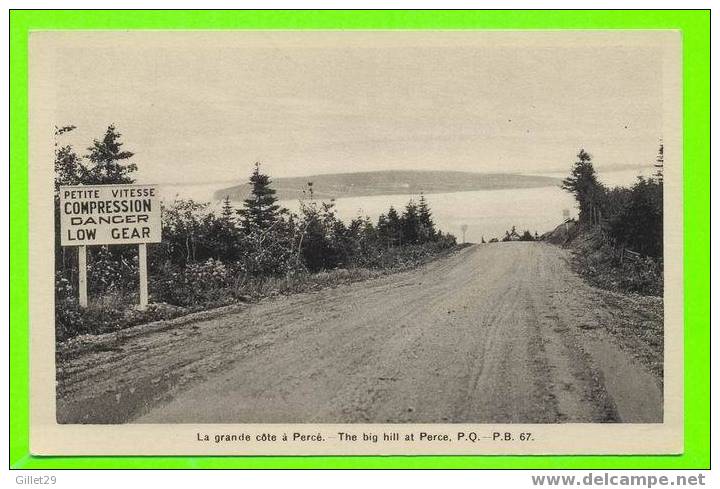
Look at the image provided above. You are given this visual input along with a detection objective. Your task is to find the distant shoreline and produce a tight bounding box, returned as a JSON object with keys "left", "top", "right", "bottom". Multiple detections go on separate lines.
{"left": 156, "top": 167, "right": 651, "bottom": 204}
{"left": 214, "top": 170, "right": 563, "bottom": 202}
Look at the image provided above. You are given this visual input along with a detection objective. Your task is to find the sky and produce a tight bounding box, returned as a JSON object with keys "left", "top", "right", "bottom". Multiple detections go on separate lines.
{"left": 48, "top": 31, "right": 665, "bottom": 186}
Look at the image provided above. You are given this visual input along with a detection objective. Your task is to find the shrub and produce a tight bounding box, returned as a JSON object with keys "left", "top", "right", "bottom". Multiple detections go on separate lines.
{"left": 152, "top": 258, "right": 233, "bottom": 307}
{"left": 569, "top": 226, "right": 662, "bottom": 296}
{"left": 618, "top": 256, "right": 663, "bottom": 296}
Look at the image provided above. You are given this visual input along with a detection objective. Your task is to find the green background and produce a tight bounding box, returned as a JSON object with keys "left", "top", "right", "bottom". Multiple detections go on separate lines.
{"left": 9, "top": 10, "right": 710, "bottom": 469}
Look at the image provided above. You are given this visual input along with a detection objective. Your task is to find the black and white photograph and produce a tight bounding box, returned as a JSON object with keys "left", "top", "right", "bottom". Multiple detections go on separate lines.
{"left": 29, "top": 30, "right": 683, "bottom": 455}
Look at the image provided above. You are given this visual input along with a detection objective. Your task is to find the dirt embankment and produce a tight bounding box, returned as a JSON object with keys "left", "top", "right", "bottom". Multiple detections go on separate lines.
{"left": 540, "top": 219, "right": 579, "bottom": 245}
{"left": 542, "top": 220, "right": 663, "bottom": 296}
{"left": 57, "top": 242, "right": 663, "bottom": 424}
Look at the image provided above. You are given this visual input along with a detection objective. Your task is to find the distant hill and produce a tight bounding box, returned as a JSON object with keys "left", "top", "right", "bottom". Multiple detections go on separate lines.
{"left": 215, "top": 170, "right": 562, "bottom": 201}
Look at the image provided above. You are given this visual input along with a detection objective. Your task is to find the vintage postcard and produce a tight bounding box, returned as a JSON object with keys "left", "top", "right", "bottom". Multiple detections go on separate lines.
{"left": 29, "top": 30, "right": 682, "bottom": 455}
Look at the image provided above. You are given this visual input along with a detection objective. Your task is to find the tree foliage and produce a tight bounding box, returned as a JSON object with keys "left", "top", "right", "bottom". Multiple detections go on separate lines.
{"left": 417, "top": 193, "right": 435, "bottom": 242}
{"left": 561, "top": 149, "right": 602, "bottom": 224}
{"left": 561, "top": 146, "right": 664, "bottom": 259}
{"left": 237, "top": 162, "right": 281, "bottom": 230}
{"left": 607, "top": 177, "right": 663, "bottom": 258}
{"left": 54, "top": 125, "right": 83, "bottom": 192}
{"left": 83, "top": 125, "right": 138, "bottom": 184}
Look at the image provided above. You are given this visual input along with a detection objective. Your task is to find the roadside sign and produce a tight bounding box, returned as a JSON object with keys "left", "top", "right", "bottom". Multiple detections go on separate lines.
{"left": 59, "top": 184, "right": 161, "bottom": 246}
{"left": 59, "top": 184, "right": 161, "bottom": 310}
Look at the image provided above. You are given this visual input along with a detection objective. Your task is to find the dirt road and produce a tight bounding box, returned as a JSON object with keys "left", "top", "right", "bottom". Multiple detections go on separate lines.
{"left": 57, "top": 242, "right": 663, "bottom": 424}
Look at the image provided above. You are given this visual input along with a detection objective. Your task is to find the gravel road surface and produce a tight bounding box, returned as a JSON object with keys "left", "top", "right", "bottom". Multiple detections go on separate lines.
{"left": 57, "top": 242, "right": 663, "bottom": 424}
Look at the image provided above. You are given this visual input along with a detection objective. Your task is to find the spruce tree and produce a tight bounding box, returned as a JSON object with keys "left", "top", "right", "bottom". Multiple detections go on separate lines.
{"left": 417, "top": 193, "right": 435, "bottom": 243}
{"left": 386, "top": 206, "right": 402, "bottom": 246}
{"left": 221, "top": 196, "right": 235, "bottom": 222}
{"left": 84, "top": 125, "right": 137, "bottom": 184}
{"left": 561, "top": 149, "right": 603, "bottom": 224}
{"left": 377, "top": 213, "right": 389, "bottom": 245}
{"left": 401, "top": 200, "right": 420, "bottom": 244}
{"left": 237, "top": 162, "right": 281, "bottom": 231}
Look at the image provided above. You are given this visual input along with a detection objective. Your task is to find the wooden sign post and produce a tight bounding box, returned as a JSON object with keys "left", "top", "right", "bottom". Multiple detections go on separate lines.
{"left": 59, "top": 184, "right": 162, "bottom": 310}
{"left": 138, "top": 243, "right": 149, "bottom": 311}
{"left": 78, "top": 245, "right": 88, "bottom": 308}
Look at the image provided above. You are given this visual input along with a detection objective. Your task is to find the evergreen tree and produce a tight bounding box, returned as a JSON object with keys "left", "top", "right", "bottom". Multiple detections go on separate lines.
{"left": 214, "top": 196, "right": 238, "bottom": 261}
{"left": 237, "top": 162, "right": 281, "bottom": 230}
{"left": 83, "top": 125, "right": 137, "bottom": 184}
{"left": 610, "top": 177, "right": 663, "bottom": 258}
{"left": 417, "top": 193, "right": 435, "bottom": 243}
{"left": 221, "top": 196, "right": 235, "bottom": 222}
{"left": 360, "top": 216, "right": 376, "bottom": 244}
{"left": 376, "top": 213, "right": 390, "bottom": 246}
{"left": 386, "top": 206, "right": 402, "bottom": 246}
{"left": 561, "top": 149, "right": 603, "bottom": 224}
{"left": 54, "top": 125, "right": 84, "bottom": 193}
{"left": 401, "top": 200, "right": 420, "bottom": 244}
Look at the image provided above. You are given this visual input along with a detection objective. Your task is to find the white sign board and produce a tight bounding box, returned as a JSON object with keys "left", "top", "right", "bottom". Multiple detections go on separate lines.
{"left": 59, "top": 184, "right": 162, "bottom": 246}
